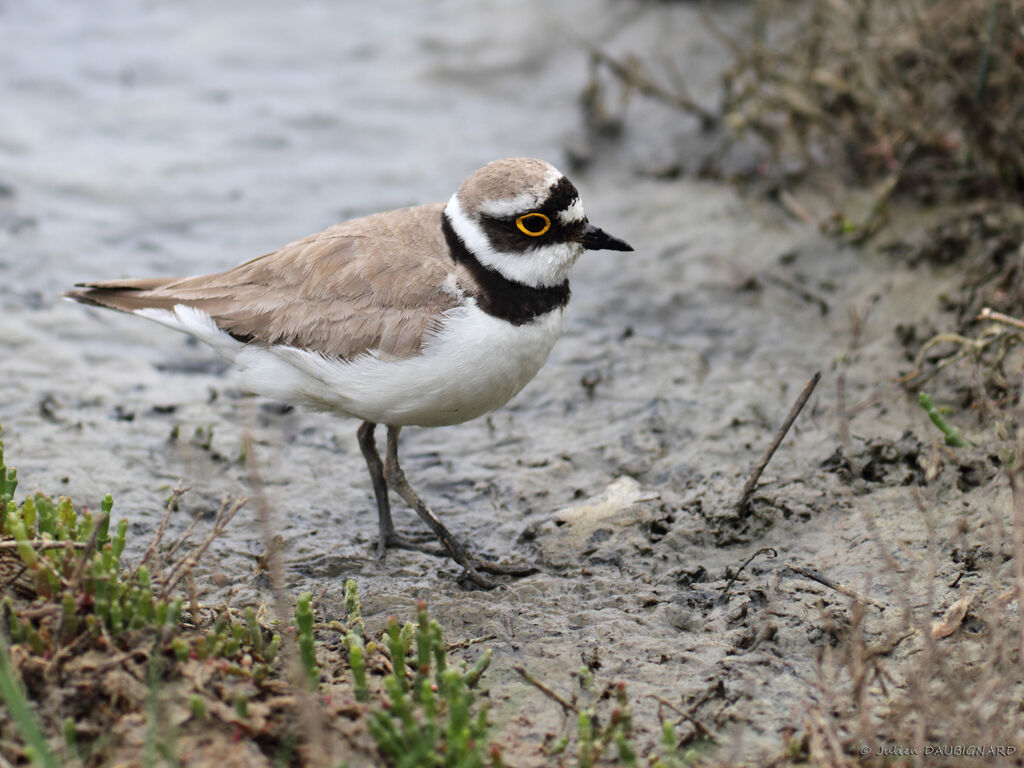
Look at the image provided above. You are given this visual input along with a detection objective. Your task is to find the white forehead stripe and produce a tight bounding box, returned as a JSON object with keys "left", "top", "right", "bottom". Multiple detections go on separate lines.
{"left": 558, "top": 197, "right": 586, "bottom": 224}
{"left": 474, "top": 166, "right": 564, "bottom": 218}
{"left": 478, "top": 192, "right": 545, "bottom": 218}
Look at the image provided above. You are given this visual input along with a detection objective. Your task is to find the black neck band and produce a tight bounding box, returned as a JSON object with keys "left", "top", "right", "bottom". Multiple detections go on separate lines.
{"left": 441, "top": 212, "right": 570, "bottom": 326}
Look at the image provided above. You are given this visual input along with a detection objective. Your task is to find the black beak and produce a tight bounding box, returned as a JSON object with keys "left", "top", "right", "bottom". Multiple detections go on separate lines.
{"left": 578, "top": 222, "right": 633, "bottom": 252}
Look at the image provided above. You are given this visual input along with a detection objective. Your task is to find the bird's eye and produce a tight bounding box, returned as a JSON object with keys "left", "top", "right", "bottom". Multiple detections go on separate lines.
{"left": 515, "top": 212, "right": 551, "bottom": 237}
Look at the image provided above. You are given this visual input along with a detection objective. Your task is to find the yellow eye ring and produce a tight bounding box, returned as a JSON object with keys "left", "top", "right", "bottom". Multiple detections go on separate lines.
{"left": 515, "top": 212, "right": 551, "bottom": 237}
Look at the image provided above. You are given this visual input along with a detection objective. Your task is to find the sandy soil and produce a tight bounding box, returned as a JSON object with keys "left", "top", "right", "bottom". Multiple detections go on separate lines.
{"left": 1, "top": 2, "right": 1017, "bottom": 765}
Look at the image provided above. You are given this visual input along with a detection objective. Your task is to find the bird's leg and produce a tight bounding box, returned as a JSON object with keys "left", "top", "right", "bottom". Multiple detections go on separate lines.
{"left": 383, "top": 425, "right": 495, "bottom": 588}
{"left": 383, "top": 425, "right": 536, "bottom": 588}
{"left": 356, "top": 421, "right": 442, "bottom": 558}
{"left": 356, "top": 421, "right": 393, "bottom": 558}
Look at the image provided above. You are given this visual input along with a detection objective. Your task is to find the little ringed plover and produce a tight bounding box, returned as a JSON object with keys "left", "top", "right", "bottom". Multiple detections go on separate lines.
{"left": 66, "top": 157, "right": 633, "bottom": 588}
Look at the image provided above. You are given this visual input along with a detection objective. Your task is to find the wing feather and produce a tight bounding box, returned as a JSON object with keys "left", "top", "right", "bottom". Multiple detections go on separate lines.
{"left": 65, "top": 204, "right": 465, "bottom": 360}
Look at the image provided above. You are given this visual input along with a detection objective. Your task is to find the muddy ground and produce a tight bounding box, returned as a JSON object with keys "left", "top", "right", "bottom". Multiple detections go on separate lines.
{"left": 1, "top": 2, "right": 1018, "bottom": 765}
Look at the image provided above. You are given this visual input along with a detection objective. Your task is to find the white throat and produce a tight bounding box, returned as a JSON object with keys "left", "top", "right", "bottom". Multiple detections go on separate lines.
{"left": 444, "top": 194, "right": 584, "bottom": 289}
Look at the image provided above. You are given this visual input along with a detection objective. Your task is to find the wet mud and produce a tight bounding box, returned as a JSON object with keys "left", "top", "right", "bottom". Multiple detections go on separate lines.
{"left": 0, "top": 1, "right": 1007, "bottom": 763}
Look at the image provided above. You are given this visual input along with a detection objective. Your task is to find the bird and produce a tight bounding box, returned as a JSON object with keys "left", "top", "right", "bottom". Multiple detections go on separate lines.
{"left": 65, "top": 157, "right": 633, "bottom": 587}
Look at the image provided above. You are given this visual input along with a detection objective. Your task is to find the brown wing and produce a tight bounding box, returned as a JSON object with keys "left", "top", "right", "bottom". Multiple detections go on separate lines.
{"left": 66, "top": 204, "right": 465, "bottom": 360}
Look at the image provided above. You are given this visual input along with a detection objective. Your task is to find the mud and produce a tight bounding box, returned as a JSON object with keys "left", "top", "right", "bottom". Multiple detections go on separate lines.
{"left": 0, "top": 1, "right": 1013, "bottom": 764}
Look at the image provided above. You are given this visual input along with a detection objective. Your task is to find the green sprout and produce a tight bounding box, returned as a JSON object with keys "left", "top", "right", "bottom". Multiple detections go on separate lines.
{"left": 354, "top": 593, "right": 496, "bottom": 767}
{"left": 296, "top": 592, "right": 319, "bottom": 689}
{"left": 918, "top": 392, "right": 972, "bottom": 448}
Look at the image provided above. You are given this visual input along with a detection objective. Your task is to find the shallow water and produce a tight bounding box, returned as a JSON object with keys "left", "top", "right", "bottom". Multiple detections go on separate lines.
{"left": 0, "top": 1, "right": 964, "bottom": 762}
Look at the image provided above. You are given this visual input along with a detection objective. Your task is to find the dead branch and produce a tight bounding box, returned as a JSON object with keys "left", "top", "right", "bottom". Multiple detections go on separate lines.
{"left": 649, "top": 694, "right": 714, "bottom": 739}
{"left": 134, "top": 482, "right": 187, "bottom": 579}
{"left": 761, "top": 272, "right": 830, "bottom": 315}
{"left": 718, "top": 547, "right": 778, "bottom": 603}
{"left": 736, "top": 370, "right": 821, "bottom": 514}
{"left": 785, "top": 563, "right": 886, "bottom": 610}
{"left": 583, "top": 45, "right": 718, "bottom": 128}
{"left": 514, "top": 665, "right": 577, "bottom": 715}
{"left": 159, "top": 497, "right": 246, "bottom": 599}
{"left": 978, "top": 306, "right": 1024, "bottom": 332}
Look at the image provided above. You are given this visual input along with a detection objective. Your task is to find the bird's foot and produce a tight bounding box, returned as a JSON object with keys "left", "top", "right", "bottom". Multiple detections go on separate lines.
{"left": 435, "top": 538, "right": 538, "bottom": 589}
{"left": 376, "top": 529, "right": 536, "bottom": 588}
{"left": 377, "top": 531, "right": 447, "bottom": 559}
{"left": 378, "top": 425, "right": 537, "bottom": 589}
{"left": 464, "top": 555, "right": 537, "bottom": 577}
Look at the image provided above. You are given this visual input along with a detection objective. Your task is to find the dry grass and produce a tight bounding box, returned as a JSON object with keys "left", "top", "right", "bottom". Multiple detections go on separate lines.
{"left": 715, "top": 0, "right": 1024, "bottom": 201}
{"left": 797, "top": 299, "right": 1024, "bottom": 766}
{"left": 588, "top": 0, "right": 1024, "bottom": 223}
{"left": 693, "top": 4, "right": 1024, "bottom": 752}
{"left": 804, "top": 480, "right": 1024, "bottom": 767}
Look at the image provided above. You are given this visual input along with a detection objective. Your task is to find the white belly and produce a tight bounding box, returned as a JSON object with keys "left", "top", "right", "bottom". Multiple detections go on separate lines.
{"left": 234, "top": 303, "right": 567, "bottom": 427}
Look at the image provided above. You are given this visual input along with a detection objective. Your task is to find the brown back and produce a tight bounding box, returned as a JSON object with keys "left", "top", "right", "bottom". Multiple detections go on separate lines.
{"left": 66, "top": 204, "right": 467, "bottom": 360}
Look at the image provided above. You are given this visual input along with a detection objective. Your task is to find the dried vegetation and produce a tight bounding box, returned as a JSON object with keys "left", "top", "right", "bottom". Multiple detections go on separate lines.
{"left": 717, "top": 0, "right": 1024, "bottom": 201}
{"left": 585, "top": 2, "right": 1024, "bottom": 765}
{"left": 588, "top": 0, "right": 1024, "bottom": 234}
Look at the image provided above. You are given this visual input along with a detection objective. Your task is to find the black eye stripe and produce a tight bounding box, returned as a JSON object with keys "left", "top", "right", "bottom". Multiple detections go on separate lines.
{"left": 475, "top": 176, "right": 585, "bottom": 252}
{"left": 479, "top": 214, "right": 582, "bottom": 251}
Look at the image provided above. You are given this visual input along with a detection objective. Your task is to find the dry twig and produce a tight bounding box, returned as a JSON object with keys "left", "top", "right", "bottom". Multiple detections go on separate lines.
{"left": 718, "top": 547, "right": 777, "bottom": 603}
{"left": 761, "top": 272, "right": 830, "bottom": 315}
{"left": 159, "top": 497, "right": 246, "bottom": 599}
{"left": 785, "top": 563, "right": 886, "bottom": 610}
{"left": 514, "top": 666, "right": 576, "bottom": 715}
{"left": 649, "top": 694, "right": 713, "bottom": 739}
{"left": 736, "top": 370, "right": 821, "bottom": 514}
{"left": 134, "top": 483, "right": 186, "bottom": 579}
{"left": 583, "top": 45, "right": 718, "bottom": 128}
{"left": 978, "top": 306, "right": 1024, "bottom": 332}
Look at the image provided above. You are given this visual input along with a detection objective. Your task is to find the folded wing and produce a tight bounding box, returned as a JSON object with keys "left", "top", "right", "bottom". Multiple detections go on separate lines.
{"left": 65, "top": 204, "right": 462, "bottom": 361}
